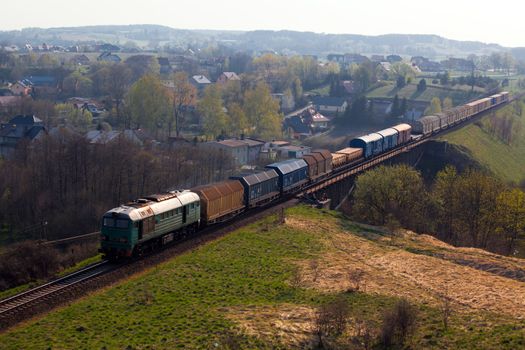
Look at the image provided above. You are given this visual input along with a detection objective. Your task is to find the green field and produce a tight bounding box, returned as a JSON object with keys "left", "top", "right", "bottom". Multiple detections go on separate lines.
{"left": 440, "top": 102, "right": 525, "bottom": 184}
{"left": 0, "top": 206, "right": 523, "bottom": 349}
{"left": 366, "top": 82, "right": 481, "bottom": 105}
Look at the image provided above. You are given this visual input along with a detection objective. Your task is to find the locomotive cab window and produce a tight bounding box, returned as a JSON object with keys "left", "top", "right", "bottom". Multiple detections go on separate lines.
{"left": 116, "top": 219, "right": 129, "bottom": 229}
{"left": 103, "top": 218, "right": 115, "bottom": 227}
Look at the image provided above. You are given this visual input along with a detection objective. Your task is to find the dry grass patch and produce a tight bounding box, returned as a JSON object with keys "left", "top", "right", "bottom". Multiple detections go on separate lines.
{"left": 286, "top": 214, "right": 525, "bottom": 318}
{"left": 224, "top": 305, "right": 317, "bottom": 349}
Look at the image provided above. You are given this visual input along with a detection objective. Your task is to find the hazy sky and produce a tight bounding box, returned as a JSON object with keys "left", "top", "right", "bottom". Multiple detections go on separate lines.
{"left": 4, "top": 0, "right": 524, "bottom": 47}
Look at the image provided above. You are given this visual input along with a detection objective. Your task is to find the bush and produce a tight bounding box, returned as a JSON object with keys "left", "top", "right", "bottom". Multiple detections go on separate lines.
{"left": 380, "top": 299, "right": 418, "bottom": 347}
{"left": 0, "top": 241, "right": 61, "bottom": 290}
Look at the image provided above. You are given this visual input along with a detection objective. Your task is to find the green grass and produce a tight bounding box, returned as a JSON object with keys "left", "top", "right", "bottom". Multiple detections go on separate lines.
{"left": 57, "top": 254, "right": 103, "bottom": 277}
{"left": 0, "top": 206, "right": 523, "bottom": 349}
{"left": 439, "top": 103, "right": 525, "bottom": 184}
{"left": 366, "top": 82, "right": 481, "bottom": 105}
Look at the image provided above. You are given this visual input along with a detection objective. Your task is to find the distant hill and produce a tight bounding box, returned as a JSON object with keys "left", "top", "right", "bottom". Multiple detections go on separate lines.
{"left": 0, "top": 24, "right": 516, "bottom": 58}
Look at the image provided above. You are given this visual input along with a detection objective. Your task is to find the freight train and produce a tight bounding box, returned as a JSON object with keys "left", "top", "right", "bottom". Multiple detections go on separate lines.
{"left": 100, "top": 91, "right": 509, "bottom": 258}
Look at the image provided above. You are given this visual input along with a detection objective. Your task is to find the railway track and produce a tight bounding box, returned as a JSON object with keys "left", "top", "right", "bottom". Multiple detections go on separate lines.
{"left": 0, "top": 261, "right": 115, "bottom": 319}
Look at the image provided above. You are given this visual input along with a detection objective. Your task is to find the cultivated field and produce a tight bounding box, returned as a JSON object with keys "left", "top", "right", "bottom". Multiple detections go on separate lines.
{"left": 0, "top": 207, "right": 523, "bottom": 349}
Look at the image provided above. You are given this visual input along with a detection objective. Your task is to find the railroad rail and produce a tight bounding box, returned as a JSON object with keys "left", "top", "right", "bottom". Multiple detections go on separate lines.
{"left": 0, "top": 261, "right": 115, "bottom": 324}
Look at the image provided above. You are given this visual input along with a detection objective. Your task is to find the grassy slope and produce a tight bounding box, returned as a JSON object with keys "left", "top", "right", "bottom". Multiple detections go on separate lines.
{"left": 0, "top": 207, "right": 524, "bottom": 349}
{"left": 439, "top": 104, "right": 525, "bottom": 184}
{"left": 366, "top": 82, "right": 480, "bottom": 105}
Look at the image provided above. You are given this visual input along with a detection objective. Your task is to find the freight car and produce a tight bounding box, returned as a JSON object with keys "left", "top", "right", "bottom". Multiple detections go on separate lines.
{"left": 349, "top": 123, "right": 413, "bottom": 158}
{"left": 414, "top": 92, "right": 509, "bottom": 135}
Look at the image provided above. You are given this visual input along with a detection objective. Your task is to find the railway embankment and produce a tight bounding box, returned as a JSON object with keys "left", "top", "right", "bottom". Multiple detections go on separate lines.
{"left": 0, "top": 206, "right": 523, "bottom": 349}
{"left": 435, "top": 99, "right": 525, "bottom": 184}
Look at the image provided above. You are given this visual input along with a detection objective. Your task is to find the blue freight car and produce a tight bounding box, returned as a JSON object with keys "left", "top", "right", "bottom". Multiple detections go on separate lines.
{"left": 349, "top": 133, "right": 383, "bottom": 158}
{"left": 266, "top": 158, "right": 309, "bottom": 194}
{"left": 230, "top": 169, "right": 280, "bottom": 207}
{"left": 376, "top": 128, "right": 398, "bottom": 151}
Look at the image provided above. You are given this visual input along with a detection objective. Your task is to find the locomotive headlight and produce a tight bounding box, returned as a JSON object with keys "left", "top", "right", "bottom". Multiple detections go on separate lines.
{"left": 119, "top": 237, "right": 128, "bottom": 243}
{"left": 101, "top": 235, "right": 107, "bottom": 241}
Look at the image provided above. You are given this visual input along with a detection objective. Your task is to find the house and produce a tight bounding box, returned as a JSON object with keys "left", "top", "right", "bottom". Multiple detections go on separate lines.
{"left": 97, "top": 52, "right": 121, "bottom": 63}
{"left": 386, "top": 55, "right": 403, "bottom": 63}
{"left": 0, "top": 115, "right": 46, "bottom": 157}
{"left": 216, "top": 72, "right": 240, "bottom": 84}
{"left": 371, "top": 55, "right": 386, "bottom": 62}
{"left": 344, "top": 54, "right": 370, "bottom": 65}
{"left": 303, "top": 108, "right": 331, "bottom": 131}
{"left": 0, "top": 96, "right": 23, "bottom": 115}
{"left": 158, "top": 57, "right": 172, "bottom": 75}
{"left": 341, "top": 80, "right": 356, "bottom": 95}
{"left": 277, "top": 145, "right": 312, "bottom": 159}
{"left": 191, "top": 75, "right": 212, "bottom": 91}
{"left": 311, "top": 96, "right": 348, "bottom": 115}
{"left": 85, "top": 130, "right": 143, "bottom": 146}
{"left": 283, "top": 116, "right": 311, "bottom": 140}
{"left": 9, "top": 81, "right": 31, "bottom": 96}
{"left": 96, "top": 43, "right": 121, "bottom": 52}
{"left": 207, "top": 139, "right": 249, "bottom": 165}
{"left": 22, "top": 76, "right": 57, "bottom": 88}
{"left": 70, "top": 54, "right": 90, "bottom": 66}
{"left": 239, "top": 137, "right": 264, "bottom": 164}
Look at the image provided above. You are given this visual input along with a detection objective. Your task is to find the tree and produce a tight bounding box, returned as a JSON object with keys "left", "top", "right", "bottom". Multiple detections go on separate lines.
{"left": 228, "top": 103, "right": 249, "bottom": 137}
{"left": 380, "top": 299, "right": 418, "bottom": 347}
{"left": 440, "top": 71, "right": 450, "bottom": 85}
{"left": 495, "top": 189, "right": 525, "bottom": 255}
{"left": 343, "top": 96, "right": 369, "bottom": 124}
{"left": 352, "top": 165, "right": 427, "bottom": 230}
{"left": 171, "top": 72, "right": 197, "bottom": 137}
{"left": 106, "top": 63, "right": 132, "bottom": 121}
{"left": 125, "top": 55, "right": 161, "bottom": 81}
{"left": 425, "top": 97, "right": 442, "bottom": 115}
{"left": 396, "top": 75, "right": 406, "bottom": 88}
{"left": 126, "top": 74, "right": 171, "bottom": 136}
{"left": 391, "top": 94, "right": 400, "bottom": 118}
{"left": 443, "top": 97, "right": 453, "bottom": 110}
{"left": 62, "top": 71, "right": 93, "bottom": 96}
{"left": 55, "top": 103, "right": 93, "bottom": 130}
{"left": 400, "top": 97, "right": 408, "bottom": 117}
{"left": 243, "top": 82, "right": 282, "bottom": 139}
{"left": 198, "top": 84, "right": 229, "bottom": 139}
{"left": 417, "top": 78, "right": 427, "bottom": 92}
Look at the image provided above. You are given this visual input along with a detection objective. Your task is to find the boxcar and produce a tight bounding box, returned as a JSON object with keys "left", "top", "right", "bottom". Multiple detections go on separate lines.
{"left": 101, "top": 190, "right": 200, "bottom": 257}
{"left": 192, "top": 180, "right": 245, "bottom": 224}
{"left": 376, "top": 128, "right": 398, "bottom": 151}
{"left": 311, "top": 149, "right": 333, "bottom": 174}
{"left": 302, "top": 152, "right": 324, "bottom": 179}
{"left": 436, "top": 112, "right": 448, "bottom": 129}
{"left": 349, "top": 133, "right": 383, "bottom": 158}
{"left": 413, "top": 115, "right": 441, "bottom": 135}
{"left": 266, "top": 158, "right": 309, "bottom": 194}
{"left": 392, "top": 124, "right": 412, "bottom": 144}
{"left": 230, "top": 170, "right": 280, "bottom": 208}
{"left": 501, "top": 91, "right": 509, "bottom": 102}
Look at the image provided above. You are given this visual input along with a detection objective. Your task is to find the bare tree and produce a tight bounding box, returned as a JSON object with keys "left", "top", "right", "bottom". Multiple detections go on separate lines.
{"left": 440, "top": 286, "right": 453, "bottom": 330}
{"left": 347, "top": 269, "right": 365, "bottom": 292}
{"left": 310, "top": 259, "right": 320, "bottom": 282}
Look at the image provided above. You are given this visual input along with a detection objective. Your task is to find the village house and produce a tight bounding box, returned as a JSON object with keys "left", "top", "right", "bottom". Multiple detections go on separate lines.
{"left": 191, "top": 75, "right": 212, "bottom": 91}
{"left": 216, "top": 72, "right": 240, "bottom": 84}
{"left": 97, "top": 52, "right": 121, "bottom": 63}
{"left": 0, "top": 96, "right": 23, "bottom": 115}
{"left": 202, "top": 137, "right": 265, "bottom": 166}
{"left": 311, "top": 96, "right": 348, "bottom": 115}
{"left": 0, "top": 115, "right": 46, "bottom": 157}
{"left": 277, "top": 145, "right": 312, "bottom": 159}
{"left": 70, "top": 54, "right": 90, "bottom": 66}
{"left": 85, "top": 129, "right": 144, "bottom": 146}
{"left": 9, "top": 81, "right": 31, "bottom": 96}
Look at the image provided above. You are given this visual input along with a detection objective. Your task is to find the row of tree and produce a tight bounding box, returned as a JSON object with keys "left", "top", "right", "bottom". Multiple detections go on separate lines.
{"left": 350, "top": 164, "right": 525, "bottom": 255}
{"left": 0, "top": 133, "right": 235, "bottom": 243}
